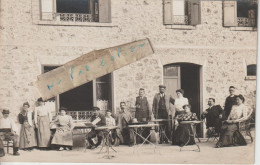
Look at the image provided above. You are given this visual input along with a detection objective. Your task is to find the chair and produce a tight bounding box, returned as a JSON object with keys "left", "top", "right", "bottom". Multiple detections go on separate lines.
{"left": 238, "top": 108, "right": 254, "bottom": 143}
{"left": 206, "top": 127, "right": 220, "bottom": 142}
{"left": 3, "top": 138, "right": 14, "bottom": 154}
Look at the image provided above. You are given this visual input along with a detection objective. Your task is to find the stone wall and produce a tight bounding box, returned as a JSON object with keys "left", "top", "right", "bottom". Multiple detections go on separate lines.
{"left": 0, "top": 0, "right": 257, "bottom": 123}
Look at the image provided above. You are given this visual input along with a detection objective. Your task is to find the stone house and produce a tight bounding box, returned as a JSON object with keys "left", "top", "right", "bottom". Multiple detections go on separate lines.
{"left": 0, "top": 0, "right": 257, "bottom": 136}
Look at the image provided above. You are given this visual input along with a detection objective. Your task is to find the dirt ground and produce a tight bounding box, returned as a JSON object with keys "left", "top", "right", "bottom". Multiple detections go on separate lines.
{"left": 1, "top": 138, "right": 255, "bottom": 164}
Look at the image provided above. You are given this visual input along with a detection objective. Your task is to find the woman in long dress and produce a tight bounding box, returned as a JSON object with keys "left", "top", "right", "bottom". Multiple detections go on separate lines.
{"left": 51, "top": 107, "right": 73, "bottom": 151}
{"left": 18, "top": 102, "right": 37, "bottom": 150}
{"left": 216, "top": 95, "right": 247, "bottom": 147}
{"left": 172, "top": 104, "right": 198, "bottom": 146}
{"left": 34, "top": 98, "right": 52, "bottom": 149}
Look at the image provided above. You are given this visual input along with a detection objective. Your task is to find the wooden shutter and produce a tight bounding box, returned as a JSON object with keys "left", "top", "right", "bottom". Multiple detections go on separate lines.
{"left": 163, "top": 0, "right": 173, "bottom": 24}
{"left": 223, "top": 0, "right": 237, "bottom": 27}
{"left": 190, "top": 0, "right": 201, "bottom": 25}
{"left": 41, "top": 0, "right": 54, "bottom": 20}
{"left": 99, "top": 0, "right": 111, "bottom": 23}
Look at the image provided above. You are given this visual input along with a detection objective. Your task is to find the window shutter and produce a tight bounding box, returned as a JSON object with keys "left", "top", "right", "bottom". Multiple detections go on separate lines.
{"left": 190, "top": 0, "right": 201, "bottom": 25}
{"left": 223, "top": 0, "right": 237, "bottom": 27}
{"left": 163, "top": 0, "right": 173, "bottom": 24}
{"left": 99, "top": 0, "right": 111, "bottom": 23}
{"left": 41, "top": 0, "right": 54, "bottom": 20}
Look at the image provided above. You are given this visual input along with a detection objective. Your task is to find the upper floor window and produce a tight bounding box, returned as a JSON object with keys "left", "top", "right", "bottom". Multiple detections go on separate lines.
{"left": 223, "top": 0, "right": 257, "bottom": 27}
{"left": 163, "top": 0, "right": 201, "bottom": 26}
{"left": 40, "top": 0, "right": 111, "bottom": 23}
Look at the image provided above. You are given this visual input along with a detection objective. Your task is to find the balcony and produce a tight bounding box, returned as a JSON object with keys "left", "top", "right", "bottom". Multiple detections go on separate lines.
{"left": 237, "top": 17, "right": 256, "bottom": 27}
{"left": 55, "top": 13, "right": 96, "bottom": 22}
{"left": 173, "top": 15, "right": 189, "bottom": 25}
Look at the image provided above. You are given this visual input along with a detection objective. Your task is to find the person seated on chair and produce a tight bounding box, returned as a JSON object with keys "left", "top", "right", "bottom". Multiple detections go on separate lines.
{"left": 0, "top": 109, "right": 20, "bottom": 157}
{"left": 116, "top": 102, "right": 134, "bottom": 147}
{"left": 201, "top": 98, "right": 224, "bottom": 135}
{"left": 216, "top": 95, "right": 248, "bottom": 148}
{"left": 105, "top": 110, "right": 119, "bottom": 146}
{"left": 86, "top": 107, "right": 106, "bottom": 149}
{"left": 172, "top": 104, "right": 198, "bottom": 146}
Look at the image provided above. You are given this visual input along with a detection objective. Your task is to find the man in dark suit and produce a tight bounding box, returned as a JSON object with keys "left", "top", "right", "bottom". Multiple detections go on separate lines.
{"left": 224, "top": 86, "right": 237, "bottom": 119}
{"left": 86, "top": 107, "right": 106, "bottom": 149}
{"left": 152, "top": 85, "right": 175, "bottom": 143}
{"left": 201, "top": 98, "right": 224, "bottom": 133}
{"left": 135, "top": 88, "right": 151, "bottom": 122}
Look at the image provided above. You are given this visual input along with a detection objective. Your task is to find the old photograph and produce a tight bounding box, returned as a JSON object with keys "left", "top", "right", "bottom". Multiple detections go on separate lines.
{"left": 0, "top": 0, "right": 257, "bottom": 164}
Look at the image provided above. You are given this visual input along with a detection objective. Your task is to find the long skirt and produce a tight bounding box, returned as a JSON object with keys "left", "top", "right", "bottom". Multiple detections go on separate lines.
{"left": 37, "top": 116, "right": 51, "bottom": 147}
{"left": 172, "top": 124, "right": 195, "bottom": 146}
{"left": 217, "top": 123, "right": 246, "bottom": 147}
{"left": 19, "top": 122, "right": 37, "bottom": 149}
{"left": 51, "top": 126, "right": 73, "bottom": 146}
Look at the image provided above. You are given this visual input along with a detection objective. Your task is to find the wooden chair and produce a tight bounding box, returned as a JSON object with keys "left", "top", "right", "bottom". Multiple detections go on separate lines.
{"left": 238, "top": 107, "right": 254, "bottom": 143}
{"left": 3, "top": 138, "right": 14, "bottom": 154}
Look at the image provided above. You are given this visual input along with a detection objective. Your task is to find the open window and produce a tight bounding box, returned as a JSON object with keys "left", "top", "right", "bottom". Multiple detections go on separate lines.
{"left": 223, "top": 0, "right": 257, "bottom": 27}
{"left": 163, "top": 0, "right": 201, "bottom": 26}
{"left": 40, "top": 0, "right": 111, "bottom": 23}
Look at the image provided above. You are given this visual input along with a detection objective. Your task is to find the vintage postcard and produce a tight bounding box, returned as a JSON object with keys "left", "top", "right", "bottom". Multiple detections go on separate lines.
{"left": 0, "top": 0, "right": 257, "bottom": 164}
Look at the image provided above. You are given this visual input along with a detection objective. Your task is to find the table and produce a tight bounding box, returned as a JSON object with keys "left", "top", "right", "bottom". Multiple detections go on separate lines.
{"left": 128, "top": 123, "right": 160, "bottom": 153}
{"left": 179, "top": 120, "right": 203, "bottom": 152}
{"left": 95, "top": 126, "right": 119, "bottom": 159}
{"left": 151, "top": 119, "right": 172, "bottom": 143}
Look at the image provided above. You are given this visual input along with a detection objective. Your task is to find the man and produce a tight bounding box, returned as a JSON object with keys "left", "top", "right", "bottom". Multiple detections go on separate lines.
{"left": 224, "top": 86, "right": 237, "bottom": 119}
{"left": 201, "top": 98, "right": 224, "bottom": 134}
{"left": 152, "top": 85, "right": 175, "bottom": 143}
{"left": 135, "top": 88, "right": 151, "bottom": 122}
{"left": 86, "top": 107, "right": 106, "bottom": 149}
{"left": 116, "top": 102, "right": 134, "bottom": 146}
{"left": 0, "top": 109, "right": 20, "bottom": 157}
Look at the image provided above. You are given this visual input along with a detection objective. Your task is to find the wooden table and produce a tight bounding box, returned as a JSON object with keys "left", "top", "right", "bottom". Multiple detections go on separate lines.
{"left": 128, "top": 123, "right": 160, "bottom": 153}
{"left": 179, "top": 120, "right": 203, "bottom": 152}
{"left": 95, "top": 126, "right": 119, "bottom": 159}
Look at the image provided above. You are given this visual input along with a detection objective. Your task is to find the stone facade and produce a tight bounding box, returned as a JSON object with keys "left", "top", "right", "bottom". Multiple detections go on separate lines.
{"left": 0, "top": 0, "right": 257, "bottom": 131}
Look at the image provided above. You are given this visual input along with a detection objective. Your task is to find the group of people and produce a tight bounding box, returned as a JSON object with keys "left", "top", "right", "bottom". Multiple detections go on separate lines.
{"left": 0, "top": 85, "right": 250, "bottom": 157}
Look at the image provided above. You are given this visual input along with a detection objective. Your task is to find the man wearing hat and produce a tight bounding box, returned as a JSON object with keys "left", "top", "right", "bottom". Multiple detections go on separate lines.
{"left": 152, "top": 85, "right": 175, "bottom": 143}
{"left": 86, "top": 107, "right": 106, "bottom": 149}
{"left": 0, "top": 109, "right": 20, "bottom": 157}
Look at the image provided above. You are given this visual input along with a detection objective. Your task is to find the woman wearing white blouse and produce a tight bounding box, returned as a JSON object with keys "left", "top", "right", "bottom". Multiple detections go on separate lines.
{"left": 174, "top": 89, "right": 189, "bottom": 116}
{"left": 216, "top": 94, "right": 247, "bottom": 147}
{"left": 34, "top": 98, "right": 52, "bottom": 148}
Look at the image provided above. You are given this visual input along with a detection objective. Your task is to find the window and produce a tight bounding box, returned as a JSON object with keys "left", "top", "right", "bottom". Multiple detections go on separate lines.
{"left": 163, "top": 0, "right": 201, "bottom": 26}
{"left": 247, "top": 64, "right": 257, "bottom": 76}
{"left": 40, "top": 0, "right": 111, "bottom": 23}
{"left": 223, "top": 0, "right": 257, "bottom": 27}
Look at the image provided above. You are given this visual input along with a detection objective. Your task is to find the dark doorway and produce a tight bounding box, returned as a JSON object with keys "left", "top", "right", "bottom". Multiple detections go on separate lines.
{"left": 163, "top": 63, "right": 202, "bottom": 136}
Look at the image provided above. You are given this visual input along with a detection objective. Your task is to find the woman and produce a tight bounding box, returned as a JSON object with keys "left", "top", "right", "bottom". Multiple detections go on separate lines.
{"left": 216, "top": 95, "right": 247, "bottom": 148}
{"left": 51, "top": 107, "right": 73, "bottom": 151}
{"left": 172, "top": 104, "right": 198, "bottom": 146}
{"left": 174, "top": 89, "right": 189, "bottom": 114}
{"left": 18, "top": 102, "right": 37, "bottom": 150}
{"left": 34, "top": 98, "right": 52, "bottom": 149}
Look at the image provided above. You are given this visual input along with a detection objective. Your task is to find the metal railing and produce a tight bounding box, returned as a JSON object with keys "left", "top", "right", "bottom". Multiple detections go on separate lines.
{"left": 173, "top": 15, "right": 189, "bottom": 25}
{"left": 237, "top": 17, "right": 256, "bottom": 27}
{"left": 55, "top": 13, "right": 94, "bottom": 22}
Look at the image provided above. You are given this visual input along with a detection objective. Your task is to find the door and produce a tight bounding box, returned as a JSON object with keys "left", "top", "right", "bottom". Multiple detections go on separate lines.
{"left": 163, "top": 65, "right": 181, "bottom": 98}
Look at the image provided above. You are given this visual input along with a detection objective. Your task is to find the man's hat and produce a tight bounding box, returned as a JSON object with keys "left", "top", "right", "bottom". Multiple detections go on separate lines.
{"left": 2, "top": 109, "right": 10, "bottom": 114}
{"left": 159, "top": 85, "right": 166, "bottom": 88}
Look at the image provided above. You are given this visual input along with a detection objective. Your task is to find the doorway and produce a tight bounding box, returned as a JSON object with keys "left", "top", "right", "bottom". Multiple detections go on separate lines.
{"left": 163, "top": 63, "right": 202, "bottom": 136}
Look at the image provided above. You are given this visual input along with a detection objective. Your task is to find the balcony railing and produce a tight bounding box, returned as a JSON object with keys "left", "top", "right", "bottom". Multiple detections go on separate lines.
{"left": 173, "top": 15, "right": 189, "bottom": 25}
{"left": 237, "top": 17, "right": 256, "bottom": 27}
{"left": 55, "top": 13, "right": 94, "bottom": 22}
{"left": 67, "top": 111, "right": 95, "bottom": 121}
